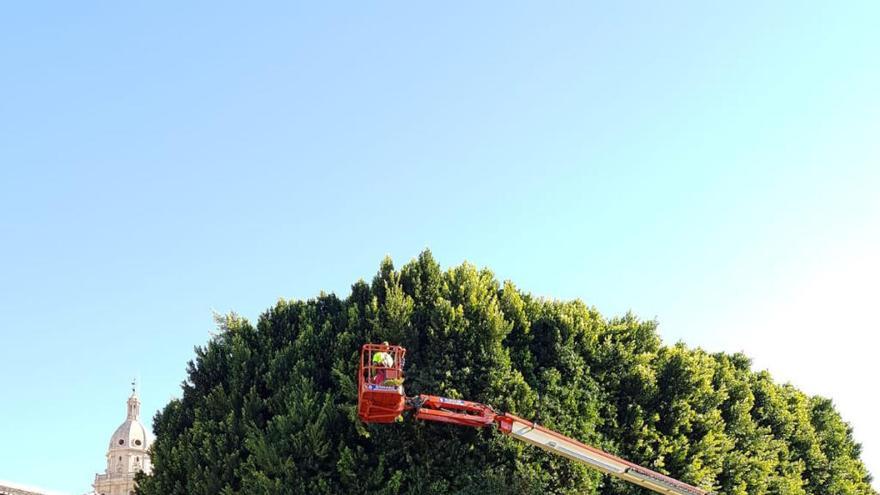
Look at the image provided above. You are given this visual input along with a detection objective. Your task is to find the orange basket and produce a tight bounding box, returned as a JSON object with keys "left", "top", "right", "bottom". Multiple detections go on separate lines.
{"left": 357, "top": 343, "right": 406, "bottom": 423}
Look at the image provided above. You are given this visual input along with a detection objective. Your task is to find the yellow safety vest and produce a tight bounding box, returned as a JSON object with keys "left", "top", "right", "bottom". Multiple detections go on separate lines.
{"left": 373, "top": 352, "right": 391, "bottom": 366}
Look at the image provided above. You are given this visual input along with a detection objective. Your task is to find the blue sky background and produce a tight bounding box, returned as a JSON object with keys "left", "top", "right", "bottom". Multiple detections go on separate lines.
{"left": 1, "top": 2, "right": 878, "bottom": 493}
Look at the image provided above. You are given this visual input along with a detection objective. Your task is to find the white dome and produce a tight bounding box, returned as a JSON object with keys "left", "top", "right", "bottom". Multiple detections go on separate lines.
{"left": 94, "top": 387, "right": 154, "bottom": 494}
{"left": 109, "top": 419, "right": 150, "bottom": 450}
{"left": 107, "top": 391, "right": 152, "bottom": 451}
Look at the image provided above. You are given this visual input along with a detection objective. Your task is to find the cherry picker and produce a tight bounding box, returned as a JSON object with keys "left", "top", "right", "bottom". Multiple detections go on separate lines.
{"left": 357, "top": 343, "right": 711, "bottom": 495}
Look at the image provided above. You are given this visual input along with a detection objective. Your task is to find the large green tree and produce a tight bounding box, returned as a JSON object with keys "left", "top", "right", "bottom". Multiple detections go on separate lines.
{"left": 138, "top": 251, "right": 875, "bottom": 495}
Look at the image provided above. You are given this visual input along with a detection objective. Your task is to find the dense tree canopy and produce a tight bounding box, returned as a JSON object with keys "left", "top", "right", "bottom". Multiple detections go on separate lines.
{"left": 137, "top": 251, "right": 875, "bottom": 495}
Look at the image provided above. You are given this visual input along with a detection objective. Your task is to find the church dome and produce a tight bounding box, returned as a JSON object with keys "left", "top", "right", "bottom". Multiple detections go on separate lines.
{"left": 108, "top": 390, "right": 152, "bottom": 451}
{"left": 94, "top": 386, "right": 154, "bottom": 494}
{"left": 109, "top": 418, "right": 149, "bottom": 450}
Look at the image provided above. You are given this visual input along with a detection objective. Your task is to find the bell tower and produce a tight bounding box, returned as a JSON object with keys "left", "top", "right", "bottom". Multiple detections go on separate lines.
{"left": 92, "top": 383, "right": 152, "bottom": 495}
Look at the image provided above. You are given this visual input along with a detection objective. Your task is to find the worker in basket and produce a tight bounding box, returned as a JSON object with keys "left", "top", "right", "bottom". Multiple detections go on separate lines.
{"left": 371, "top": 342, "right": 397, "bottom": 386}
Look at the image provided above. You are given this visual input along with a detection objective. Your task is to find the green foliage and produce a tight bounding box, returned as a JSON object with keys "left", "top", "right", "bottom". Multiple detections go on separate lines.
{"left": 137, "top": 251, "right": 876, "bottom": 495}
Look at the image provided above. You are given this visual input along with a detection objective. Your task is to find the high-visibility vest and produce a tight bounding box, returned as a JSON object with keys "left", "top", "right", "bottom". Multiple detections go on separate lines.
{"left": 373, "top": 352, "right": 391, "bottom": 366}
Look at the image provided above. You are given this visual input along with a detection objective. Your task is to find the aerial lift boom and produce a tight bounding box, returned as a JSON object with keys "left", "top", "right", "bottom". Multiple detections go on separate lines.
{"left": 358, "top": 343, "right": 711, "bottom": 495}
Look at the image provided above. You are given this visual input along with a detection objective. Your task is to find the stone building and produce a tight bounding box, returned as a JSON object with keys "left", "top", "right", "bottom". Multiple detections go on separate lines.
{"left": 92, "top": 390, "right": 153, "bottom": 495}
{"left": 0, "top": 481, "right": 67, "bottom": 495}
{"left": 0, "top": 388, "right": 153, "bottom": 495}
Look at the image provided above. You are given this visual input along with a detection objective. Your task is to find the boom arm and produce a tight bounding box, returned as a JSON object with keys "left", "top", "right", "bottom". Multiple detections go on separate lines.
{"left": 406, "top": 394, "right": 710, "bottom": 495}
{"left": 357, "top": 343, "right": 711, "bottom": 495}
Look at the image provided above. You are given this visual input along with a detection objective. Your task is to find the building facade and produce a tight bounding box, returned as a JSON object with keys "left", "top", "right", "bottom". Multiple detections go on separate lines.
{"left": 0, "top": 481, "right": 67, "bottom": 495}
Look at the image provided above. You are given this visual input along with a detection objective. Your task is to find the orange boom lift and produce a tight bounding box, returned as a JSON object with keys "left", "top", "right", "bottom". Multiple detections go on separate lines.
{"left": 358, "top": 343, "right": 712, "bottom": 495}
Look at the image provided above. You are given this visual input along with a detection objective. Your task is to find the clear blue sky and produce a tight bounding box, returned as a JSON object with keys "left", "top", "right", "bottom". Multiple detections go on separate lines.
{"left": 1, "top": 2, "right": 878, "bottom": 493}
